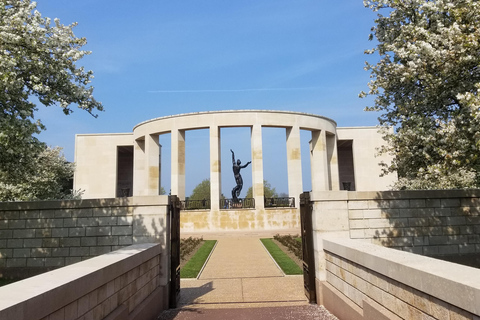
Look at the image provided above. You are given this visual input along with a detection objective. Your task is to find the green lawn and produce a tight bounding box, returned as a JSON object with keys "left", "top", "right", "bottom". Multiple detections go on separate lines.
{"left": 180, "top": 240, "right": 217, "bottom": 278}
{"left": 260, "top": 238, "right": 303, "bottom": 275}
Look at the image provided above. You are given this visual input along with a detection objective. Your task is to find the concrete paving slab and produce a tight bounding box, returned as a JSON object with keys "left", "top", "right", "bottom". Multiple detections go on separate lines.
{"left": 198, "top": 237, "right": 283, "bottom": 279}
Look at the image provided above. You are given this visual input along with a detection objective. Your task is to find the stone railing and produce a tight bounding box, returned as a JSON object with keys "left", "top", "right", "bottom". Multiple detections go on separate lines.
{"left": 0, "top": 243, "right": 168, "bottom": 320}
{"left": 319, "top": 237, "right": 480, "bottom": 319}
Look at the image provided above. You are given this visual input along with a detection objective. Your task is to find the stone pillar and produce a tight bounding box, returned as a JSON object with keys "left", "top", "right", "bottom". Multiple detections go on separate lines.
{"left": 133, "top": 138, "right": 145, "bottom": 196}
{"left": 251, "top": 125, "right": 264, "bottom": 209}
{"left": 310, "top": 130, "right": 329, "bottom": 192}
{"left": 326, "top": 133, "right": 340, "bottom": 191}
{"left": 171, "top": 129, "right": 186, "bottom": 200}
{"left": 210, "top": 125, "right": 221, "bottom": 211}
{"left": 286, "top": 126, "right": 303, "bottom": 207}
{"left": 145, "top": 134, "right": 160, "bottom": 195}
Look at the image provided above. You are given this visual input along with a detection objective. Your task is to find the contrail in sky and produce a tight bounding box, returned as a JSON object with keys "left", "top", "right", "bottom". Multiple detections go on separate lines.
{"left": 148, "top": 87, "right": 321, "bottom": 93}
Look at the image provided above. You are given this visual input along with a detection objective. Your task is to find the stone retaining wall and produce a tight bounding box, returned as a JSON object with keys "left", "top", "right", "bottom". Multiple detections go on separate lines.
{"left": 0, "top": 196, "right": 169, "bottom": 278}
{"left": 0, "top": 243, "right": 168, "bottom": 320}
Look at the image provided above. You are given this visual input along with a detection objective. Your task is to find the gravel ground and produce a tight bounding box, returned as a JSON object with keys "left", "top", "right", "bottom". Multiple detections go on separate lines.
{"left": 158, "top": 304, "right": 339, "bottom": 320}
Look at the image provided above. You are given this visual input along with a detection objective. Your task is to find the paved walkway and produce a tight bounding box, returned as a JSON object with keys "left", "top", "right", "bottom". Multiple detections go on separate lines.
{"left": 158, "top": 237, "right": 338, "bottom": 319}
{"left": 179, "top": 237, "right": 306, "bottom": 308}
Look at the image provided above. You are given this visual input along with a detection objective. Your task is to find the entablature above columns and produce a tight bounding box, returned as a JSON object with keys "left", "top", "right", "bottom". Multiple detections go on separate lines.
{"left": 132, "top": 110, "right": 337, "bottom": 140}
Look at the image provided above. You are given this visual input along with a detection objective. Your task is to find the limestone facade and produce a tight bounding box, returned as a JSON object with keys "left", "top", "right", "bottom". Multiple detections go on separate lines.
{"left": 74, "top": 110, "right": 396, "bottom": 201}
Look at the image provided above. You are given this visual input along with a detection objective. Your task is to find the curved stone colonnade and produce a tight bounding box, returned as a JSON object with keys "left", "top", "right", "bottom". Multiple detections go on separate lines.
{"left": 75, "top": 110, "right": 395, "bottom": 232}
{"left": 132, "top": 110, "right": 339, "bottom": 210}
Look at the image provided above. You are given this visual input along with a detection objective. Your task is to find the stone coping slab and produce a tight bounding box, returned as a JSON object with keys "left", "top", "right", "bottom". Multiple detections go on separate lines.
{"left": 311, "top": 189, "right": 480, "bottom": 201}
{"left": 323, "top": 237, "right": 480, "bottom": 315}
{"left": 0, "top": 195, "right": 168, "bottom": 210}
{"left": 0, "top": 243, "right": 161, "bottom": 318}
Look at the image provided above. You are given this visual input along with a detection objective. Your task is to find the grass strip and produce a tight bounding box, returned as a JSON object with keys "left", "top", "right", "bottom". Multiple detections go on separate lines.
{"left": 180, "top": 240, "right": 216, "bottom": 278}
{"left": 260, "top": 238, "right": 302, "bottom": 275}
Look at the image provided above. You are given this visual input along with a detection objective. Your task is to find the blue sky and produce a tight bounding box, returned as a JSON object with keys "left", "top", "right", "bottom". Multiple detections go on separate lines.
{"left": 33, "top": 1, "right": 381, "bottom": 196}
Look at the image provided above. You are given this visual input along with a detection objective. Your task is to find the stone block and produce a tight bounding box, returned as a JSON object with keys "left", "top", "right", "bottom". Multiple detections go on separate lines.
{"left": 52, "top": 228, "right": 70, "bottom": 237}
{"left": 63, "top": 218, "right": 77, "bottom": 228}
{"left": 0, "top": 210, "right": 19, "bottom": 219}
{"left": 0, "top": 220, "right": 8, "bottom": 229}
{"left": 13, "top": 229, "right": 35, "bottom": 238}
{"left": 112, "top": 226, "right": 132, "bottom": 236}
{"left": 31, "top": 248, "right": 51, "bottom": 257}
{"left": 0, "top": 248, "right": 12, "bottom": 258}
{"left": 443, "top": 216, "right": 466, "bottom": 226}
{"left": 60, "top": 237, "right": 81, "bottom": 247}
{"left": 13, "top": 248, "right": 31, "bottom": 258}
{"left": 69, "top": 227, "right": 86, "bottom": 237}
{"left": 348, "top": 201, "right": 369, "bottom": 210}
{"left": 77, "top": 217, "right": 98, "bottom": 227}
{"left": 7, "top": 258, "right": 26, "bottom": 267}
{"left": 368, "top": 200, "right": 391, "bottom": 209}
{"left": 409, "top": 199, "right": 426, "bottom": 208}
{"left": 27, "top": 257, "right": 45, "bottom": 267}
{"left": 350, "top": 229, "right": 366, "bottom": 239}
{"left": 363, "top": 209, "right": 383, "bottom": 219}
{"left": 8, "top": 219, "right": 26, "bottom": 229}
{"left": 35, "top": 228, "right": 52, "bottom": 238}
{"left": 23, "top": 238, "right": 43, "bottom": 248}
{"left": 42, "top": 238, "right": 59, "bottom": 247}
{"left": 44, "top": 257, "right": 64, "bottom": 267}
{"left": 81, "top": 237, "right": 96, "bottom": 246}
{"left": 0, "top": 230, "right": 12, "bottom": 239}
{"left": 70, "top": 247, "right": 90, "bottom": 257}
{"left": 437, "top": 245, "right": 459, "bottom": 255}
{"left": 97, "top": 217, "right": 118, "bottom": 226}
{"left": 389, "top": 200, "right": 410, "bottom": 209}
{"left": 52, "top": 248, "right": 70, "bottom": 257}
{"left": 117, "top": 216, "right": 133, "bottom": 226}
{"left": 97, "top": 236, "right": 119, "bottom": 246}
{"left": 65, "top": 301, "right": 78, "bottom": 320}
{"left": 93, "top": 207, "right": 111, "bottom": 217}
{"left": 86, "top": 226, "right": 112, "bottom": 236}
{"left": 440, "top": 198, "right": 461, "bottom": 208}
{"left": 7, "top": 239, "right": 23, "bottom": 248}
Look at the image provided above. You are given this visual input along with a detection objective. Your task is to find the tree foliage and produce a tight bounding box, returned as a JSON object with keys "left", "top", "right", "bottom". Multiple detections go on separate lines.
{"left": 0, "top": 146, "right": 78, "bottom": 201}
{"left": 361, "top": 0, "right": 480, "bottom": 189}
{"left": 246, "top": 180, "right": 278, "bottom": 198}
{"left": 0, "top": 0, "right": 103, "bottom": 199}
{"left": 189, "top": 179, "right": 211, "bottom": 200}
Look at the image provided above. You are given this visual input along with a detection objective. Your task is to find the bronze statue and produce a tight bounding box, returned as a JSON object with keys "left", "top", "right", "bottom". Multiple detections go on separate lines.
{"left": 231, "top": 149, "right": 251, "bottom": 202}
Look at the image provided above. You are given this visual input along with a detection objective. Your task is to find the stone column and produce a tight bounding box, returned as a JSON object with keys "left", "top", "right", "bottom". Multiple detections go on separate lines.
{"left": 171, "top": 129, "right": 186, "bottom": 200}
{"left": 286, "top": 126, "right": 303, "bottom": 207}
{"left": 326, "top": 133, "right": 340, "bottom": 191}
{"left": 210, "top": 125, "right": 221, "bottom": 211}
{"left": 251, "top": 124, "right": 264, "bottom": 209}
{"left": 310, "top": 130, "right": 329, "bottom": 192}
{"left": 145, "top": 134, "right": 160, "bottom": 195}
{"left": 133, "top": 138, "right": 145, "bottom": 196}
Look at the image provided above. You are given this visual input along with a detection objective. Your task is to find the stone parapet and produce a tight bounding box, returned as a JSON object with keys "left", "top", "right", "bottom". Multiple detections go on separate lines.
{"left": 319, "top": 237, "right": 480, "bottom": 319}
{"left": 0, "top": 243, "right": 167, "bottom": 320}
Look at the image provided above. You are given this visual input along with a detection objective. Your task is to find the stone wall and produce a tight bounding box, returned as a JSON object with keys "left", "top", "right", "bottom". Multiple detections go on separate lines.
{"left": 0, "top": 243, "right": 168, "bottom": 320}
{"left": 319, "top": 237, "right": 480, "bottom": 319}
{"left": 0, "top": 196, "right": 169, "bottom": 278}
{"left": 311, "top": 190, "right": 480, "bottom": 260}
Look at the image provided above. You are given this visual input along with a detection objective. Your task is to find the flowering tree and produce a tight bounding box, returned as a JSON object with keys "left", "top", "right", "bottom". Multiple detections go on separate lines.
{"left": 0, "top": 0, "right": 103, "bottom": 199}
{"left": 0, "top": 146, "right": 79, "bottom": 201}
{"left": 361, "top": 0, "right": 480, "bottom": 189}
